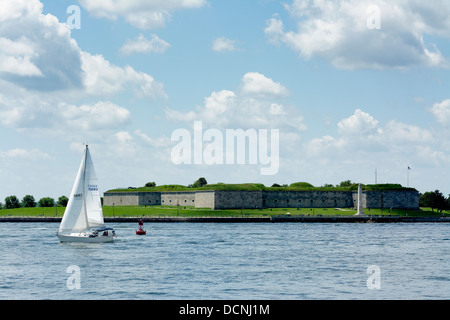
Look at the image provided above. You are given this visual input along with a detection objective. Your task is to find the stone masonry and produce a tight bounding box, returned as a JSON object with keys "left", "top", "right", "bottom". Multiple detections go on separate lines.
{"left": 104, "top": 189, "right": 419, "bottom": 210}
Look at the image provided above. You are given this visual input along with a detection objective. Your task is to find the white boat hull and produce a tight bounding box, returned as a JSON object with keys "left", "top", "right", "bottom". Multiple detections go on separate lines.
{"left": 57, "top": 233, "right": 115, "bottom": 243}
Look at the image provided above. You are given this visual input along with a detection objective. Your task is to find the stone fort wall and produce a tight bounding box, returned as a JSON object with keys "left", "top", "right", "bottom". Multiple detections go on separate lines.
{"left": 104, "top": 189, "right": 419, "bottom": 210}
{"left": 104, "top": 192, "right": 161, "bottom": 206}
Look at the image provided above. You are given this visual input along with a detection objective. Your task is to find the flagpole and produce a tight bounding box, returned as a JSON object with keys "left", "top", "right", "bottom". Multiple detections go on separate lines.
{"left": 407, "top": 166, "right": 410, "bottom": 187}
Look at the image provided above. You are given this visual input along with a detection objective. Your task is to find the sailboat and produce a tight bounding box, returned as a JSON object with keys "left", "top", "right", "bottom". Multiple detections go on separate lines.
{"left": 57, "top": 145, "right": 116, "bottom": 243}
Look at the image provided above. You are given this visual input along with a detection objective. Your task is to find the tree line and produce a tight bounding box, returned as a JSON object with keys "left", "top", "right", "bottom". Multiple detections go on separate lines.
{"left": 419, "top": 190, "right": 450, "bottom": 214}
{"left": 0, "top": 195, "right": 68, "bottom": 210}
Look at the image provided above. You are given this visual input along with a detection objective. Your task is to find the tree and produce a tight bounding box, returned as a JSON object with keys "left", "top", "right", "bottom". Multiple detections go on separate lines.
{"left": 431, "top": 190, "right": 448, "bottom": 213}
{"left": 271, "top": 183, "right": 281, "bottom": 187}
{"left": 192, "top": 177, "right": 207, "bottom": 188}
{"left": 22, "top": 195, "right": 36, "bottom": 208}
{"left": 339, "top": 180, "right": 352, "bottom": 188}
{"left": 57, "top": 196, "right": 69, "bottom": 207}
{"left": 38, "top": 197, "right": 55, "bottom": 208}
{"left": 145, "top": 182, "right": 156, "bottom": 187}
{"left": 5, "top": 196, "right": 21, "bottom": 209}
{"left": 419, "top": 192, "right": 433, "bottom": 208}
{"left": 420, "top": 190, "right": 448, "bottom": 213}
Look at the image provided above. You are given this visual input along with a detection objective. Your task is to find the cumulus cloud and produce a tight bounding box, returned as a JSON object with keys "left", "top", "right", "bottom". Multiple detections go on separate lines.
{"left": 0, "top": 0, "right": 83, "bottom": 91}
{"left": 265, "top": 0, "right": 450, "bottom": 69}
{"left": 0, "top": 89, "right": 131, "bottom": 137}
{"left": 119, "top": 34, "right": 171, "bottom": 56}
{"left": 0, "top": 0, "right": 166, "bottom": 139}
{"left": 81, "top": 52, "right": 167, "bottom": 99}
{"left": 429, "top": 99, "right": 450, "bottom": 126}
{"left": 61, "top": 101, "right": 131, "bottom": 131}
{"left": 79, "top": 0, "right": 207, "bottom": 29}
{"left": 0, "top": 148, "right": 51, "bottom": 160}
{"left": 135, "top": 129, "right": 172, "bottom": 148}
{"left": 165, "top": 72, "right": 304, "bottom": 131}
{"left": 241, "top": 72, "right": 289, "bottom": 97}
{"left": 0, "top": 36, "right": 43, "bottom": 77}
{"left": 304, "top": 109, "right": 437, "bottom": 161}
{"left": 337, "top": 109, "right": 379, "bottom": 135}
{"left": 212, "top": 37, "right": 239, "bottom": 52}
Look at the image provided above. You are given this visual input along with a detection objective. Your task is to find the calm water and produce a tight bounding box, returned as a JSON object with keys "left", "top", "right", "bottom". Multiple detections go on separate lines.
{"left": 0, "top": 222, "right": 449, "bottom": 300}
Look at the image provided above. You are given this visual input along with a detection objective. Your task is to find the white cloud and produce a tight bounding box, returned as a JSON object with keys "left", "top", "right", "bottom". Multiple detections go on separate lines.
{"left": 337, "top": 109, "right": 379, "bottom": 135}
{"left": 0, "top": 0, "right": 166, "bottom": 142}
{"left": 429, "top": 99, "right": 450, "bottom": 126}
{"left": 135, "top": 129, "right": 171, "bottom": 148}
{"left": 0, "top": 148, "right": 51, "bottom": 160}
{"left": 0, "top": 0, "right": 167, "bottom": 98}
{"left": 62, "top": 101, "right": 131, "bottom": 131}
{"left": 165, "top": 72, "right": 304, "bottom": 131}
{"left": 212, "top": 37, "right": 238, "bottom": 52}
{"left": 265, "top": 0, "right": 450, "bottom": 69}
{"left": 380, "top": 121, "right": 434, "bottom": 144}
{"left": 115, "top": 131, "right": 134, "bottom": 144}
{"left": 119, "top": 34, "right": 171, "bottom": 56}
{"left": 241, "top": 72, "right": 289, "bottom": 97}
{"left": 79, "top": 0, "right": 207, "bottom": 29}
{"left": 0, "top": 0, "right": 83, "bottom": 91}
{"left": 0, "top": 90, "right": 131, "bottom": 138}
{"left": 81, "top": 52, "right": 167, "bottom": 99}
{"left": 305, "top": 109, "right": 438, "bottom": 163}
{"left": 0, "top": 36, "right": 43, "bottom": 77}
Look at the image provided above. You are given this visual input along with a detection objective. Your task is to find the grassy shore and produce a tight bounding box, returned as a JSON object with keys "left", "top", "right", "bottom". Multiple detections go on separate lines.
{"left": 0, "top": 205, "right": 448, "bottom": 218}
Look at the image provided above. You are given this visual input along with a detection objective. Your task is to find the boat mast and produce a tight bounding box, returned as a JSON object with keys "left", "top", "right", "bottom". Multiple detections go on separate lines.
{"left": 82, "top": 144, "right": 90, "bottom": 229}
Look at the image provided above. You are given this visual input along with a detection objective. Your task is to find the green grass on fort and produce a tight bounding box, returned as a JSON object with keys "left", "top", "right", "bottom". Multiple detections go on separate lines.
{"left": 1, "top": 205, "right": 448, "bottom": 218}
{"left": 106, "top": 182, "right": 418, "bottom": 193}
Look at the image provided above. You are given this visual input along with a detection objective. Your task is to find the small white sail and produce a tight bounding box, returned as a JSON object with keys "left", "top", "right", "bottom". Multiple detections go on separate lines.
{"left": 59, "top": 148, "right": 89, "bottom": 233}
{"left": 84, "top": 147, "right": 104, "bottom": 227}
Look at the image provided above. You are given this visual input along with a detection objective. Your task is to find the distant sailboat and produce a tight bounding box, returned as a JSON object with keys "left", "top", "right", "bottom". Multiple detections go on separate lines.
{"left": 57, "top": 145, "right": 116, "bottom": 243}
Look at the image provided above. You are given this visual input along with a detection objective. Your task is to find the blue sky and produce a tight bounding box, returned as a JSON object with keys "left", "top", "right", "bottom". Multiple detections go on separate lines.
{"left": 1, "top": 0, "right": 450, "bottom": 201}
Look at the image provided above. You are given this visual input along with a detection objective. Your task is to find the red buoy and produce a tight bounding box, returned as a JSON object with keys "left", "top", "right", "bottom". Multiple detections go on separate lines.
{"left": 136, "top": 219, "right": 146, "bottom": 235}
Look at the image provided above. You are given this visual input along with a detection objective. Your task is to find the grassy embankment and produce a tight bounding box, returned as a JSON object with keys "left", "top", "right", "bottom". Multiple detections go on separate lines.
{"left": 2, "top": 183, "right": 446, "bottom": 218}
{"left": 0, "top": 205, "right": 448, "bottom": 218}
{"left": 106, "top": 182, "right": 419, "bottom": 193}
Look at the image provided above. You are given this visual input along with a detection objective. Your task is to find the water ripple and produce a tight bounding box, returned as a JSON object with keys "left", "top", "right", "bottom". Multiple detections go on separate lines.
{"left": 0, "top": 222, "right": 449, "bottom": 299}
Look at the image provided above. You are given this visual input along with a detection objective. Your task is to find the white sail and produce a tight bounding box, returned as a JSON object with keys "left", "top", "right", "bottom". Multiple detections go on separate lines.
{"left": 59, "top": 148, "right": 89, "bottom": 233}
{"left": 59, "top": 145, "right": 104, "bottom": 233}
{"left": 84, "top": 147, "right": 104, "bottom": 227}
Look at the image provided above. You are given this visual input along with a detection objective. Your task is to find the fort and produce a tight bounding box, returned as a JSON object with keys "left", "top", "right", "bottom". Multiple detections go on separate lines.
{"left": 103, "top": 183, "right": 419, "bottom": 210}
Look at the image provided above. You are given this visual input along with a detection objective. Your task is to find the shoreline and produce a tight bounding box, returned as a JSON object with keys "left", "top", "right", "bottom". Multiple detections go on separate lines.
{"left": 0, "top": 216, "right": 449, "bottom": 223}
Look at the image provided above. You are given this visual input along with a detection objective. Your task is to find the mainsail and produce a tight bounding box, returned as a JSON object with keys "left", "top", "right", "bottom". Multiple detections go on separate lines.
{"left": 59, "top": 145, "right": 104, "bottom": 233}
{"left": 84, "top": 147, "right": 104, "bottom": 227}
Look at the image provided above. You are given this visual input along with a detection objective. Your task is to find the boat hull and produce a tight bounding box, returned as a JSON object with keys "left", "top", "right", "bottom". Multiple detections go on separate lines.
{"left": 57, "top": 233, "right": 115, "bottom": 243}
